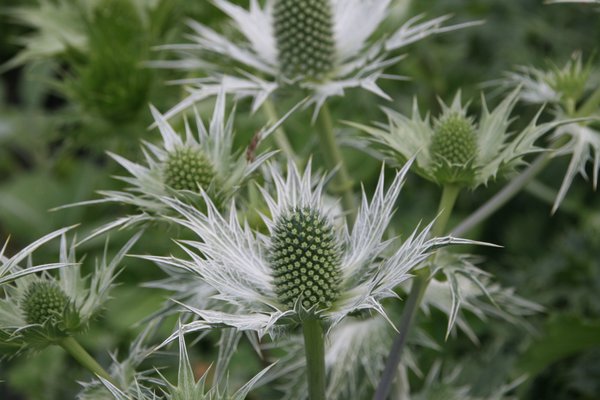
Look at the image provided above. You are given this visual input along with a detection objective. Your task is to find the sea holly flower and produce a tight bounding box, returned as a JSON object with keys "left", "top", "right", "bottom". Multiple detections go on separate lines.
{"left": 0, "top": 233, "right": 140, "bottom": 353}
{"left": 501, "top": 53, "right": 592, "bottom": 111}
{"left": 66, "top": 92, "right": 293, "bottom": 241}
{"left": 355, "top": 88, "right": 571, "bottom": 188}
{"left": 142, "top": 160, "right": 476, "bottom": 337}
{"left": 152, "top": 0, "right": 479, "bottom": 119}
{"left": 501, "top": 55, "right": 600, "bottom": 211}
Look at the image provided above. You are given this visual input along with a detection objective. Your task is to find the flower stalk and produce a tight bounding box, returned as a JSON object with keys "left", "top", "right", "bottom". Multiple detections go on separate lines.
{"left": 316, "top": 104, "right": 357, "bottom": 225}
{"left": 302, "top": 318, "right": 327, "bottom": 400}
{"left": 59, "top": 336, "right": 114, "bottom": 384}
{"left": 374, "top": 183, "right": 460, "bottom": 400}
{"left": 262, "top": 99, "right": 299, "bottom": 164}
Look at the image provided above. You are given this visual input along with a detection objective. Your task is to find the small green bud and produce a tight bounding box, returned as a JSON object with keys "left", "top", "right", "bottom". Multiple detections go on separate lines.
{"left": 269, "top": 207, "right": 341, "bottom": 311}
{"left": 21, "top": 282, "right": 69, "bottom": 326}
{"left": 429, "top": 113, "right": 477, "bottom": 184}
{"left": 273, "top": 0, "right": 336, "bottom": 81}
{"left": 164, "top": 147, "right": 216, "bottom": 192}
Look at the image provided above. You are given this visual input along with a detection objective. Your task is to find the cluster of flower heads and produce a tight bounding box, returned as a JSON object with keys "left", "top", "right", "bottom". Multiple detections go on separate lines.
{"left": 141, "top": 159, "right": 477, "bottom": 340}
{"left": 68, "top": 91, "right": 298, "bottom": 241}
{"left": 152, "top": 0, "right": 480, "bottom": 119}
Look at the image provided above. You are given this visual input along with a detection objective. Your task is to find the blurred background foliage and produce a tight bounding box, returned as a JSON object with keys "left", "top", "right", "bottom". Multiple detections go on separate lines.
{"left": 0, "top": 0, "right": 599, "bottom": 399}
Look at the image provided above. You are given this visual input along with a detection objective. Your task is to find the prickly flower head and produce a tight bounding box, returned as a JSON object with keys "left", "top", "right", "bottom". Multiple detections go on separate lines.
{"left": 430, "top": 111, "right": 478, "bottom": 184}
{"left": 72, "top": 92, "right": 284, "bottom": 241}
{"left": 358, "top": 88, "right": 571, "bottom": 188}
{"left": 273, "top": 0, "right": 336, "bottom": 81}
{"left": 0, "top": 233, "right": 139, "bottom": 350}
{"left": 144, "top": 160, "right": 475, "bottom": 337}
{"left": 21, "top": 281, "right": 70, "bottom": 326}
{"left": 153, "top": 0, "right": 478, "bottom": 120}
{"left": 270, "top": 206, "right": 342, "bottom": 310}
{"left": 163, "top": 146, "right": 217, "bottom": 193}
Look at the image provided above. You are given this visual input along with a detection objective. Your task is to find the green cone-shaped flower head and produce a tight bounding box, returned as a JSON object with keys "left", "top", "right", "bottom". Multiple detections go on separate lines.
{"left": 273, "top": 0, "right": 336, "bottom": 81}
{"left": 21, "top": 281, "right": 69, "bottom": 325}
{"left": 269, "top": 207, "right": 342, "bottom": 311}
{"left": 164, "top": 147, "right": 216, "bottom": 192}
{"left": 429, "top": 112, "right": 477, "bottom": 184}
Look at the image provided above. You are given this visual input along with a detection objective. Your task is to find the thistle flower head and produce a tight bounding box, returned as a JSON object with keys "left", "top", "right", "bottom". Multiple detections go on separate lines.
{"left": 501, "top": 54, "right": 599, "bottom": 212}
{"left": 503, "top": 52, "right": 592, "bottom": 108}
{"left": 356, "top": 88, "right": 572, "bottom": 188}
{"left": 163, "top": 147, "right": 217, "bottom": 192}
{"left": 0, "top": 233, "right": 140, "bottom": 351}
{"left": 21, "top": 281, "right": 70, "bottom": 326}
{"left": 273, "top": 0, "right": 336, "bottom": 81}
{"left": 141, "top": 160, "right": 476, "bottom": 337}
{"left": 430, "top": 111, "right": 478, "bottom": 184}
{"left": 270, "top": 206, "right": 342, "bottom": 310}
{"left": 152, "top": 0, "right": 480, "bottom": 119}
{"left": 64, "top": 91, "right": 288, "bottom": 242}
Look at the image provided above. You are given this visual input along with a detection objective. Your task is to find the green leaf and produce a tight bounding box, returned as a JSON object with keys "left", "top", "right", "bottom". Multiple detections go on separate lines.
{"left": 518, "top": 314, "right": 600, "bottom": 377}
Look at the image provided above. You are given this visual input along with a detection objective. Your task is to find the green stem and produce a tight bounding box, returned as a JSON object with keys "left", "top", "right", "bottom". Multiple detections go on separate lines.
{"left": 432, "top": 184, "right": 460, "bottom": 237}
{"left": 316, "top": 104, "right": 357, "bottom": 226}
{"left": 59, "top": 336, "right": 114, "bottom": 384}
{"left": 374, "top": 184, "right": 460, "bottom": 400}
{"left": 373, "top": 274, "right": 427, "bottom": 400}
{"left": 302, "top": 318, "right": 326, "bottom": 400}
{"left": 262, "top": 99, "right": 299, "bottom": 163}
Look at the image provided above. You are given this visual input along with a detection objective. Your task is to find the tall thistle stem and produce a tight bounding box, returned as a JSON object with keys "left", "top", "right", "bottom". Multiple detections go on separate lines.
{"left": 316, "top": 104, "right": 357, "bottom": 225}
{"left": 374, "top": 184, "right": 460, "bottom": 400}
{"left": 262, "top": 99, "right": 299, "bottom": 164}
{"left": 302, "top": 318, "right": 327, "bottom": 400}
{"left": 59, "top": 336, "right": 114, "bottom": 384}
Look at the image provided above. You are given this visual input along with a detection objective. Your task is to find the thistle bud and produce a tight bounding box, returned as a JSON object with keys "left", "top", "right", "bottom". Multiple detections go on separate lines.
{"left": 430, "top": 113, "right": 477, "bottom": 184}
{"left": 164, "top": 147, "right": 216, "bottom": 192}
{"left": 21, "top": 281, "right": 69, "bottom": 326}
{"left": 273, "top": 0, "right": 336, "bottom": 81}
{"left": 269, "top": 207, "right": 341, "bottom": 311}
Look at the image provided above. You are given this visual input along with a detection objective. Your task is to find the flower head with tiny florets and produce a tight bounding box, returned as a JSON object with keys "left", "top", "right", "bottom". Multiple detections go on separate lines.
{"left": 151, "top": 0, "right": 480, "bottom": 120}
{"left": 141, "top": 160, "right": 477, "bottom": 338}
{"left": 63, "top": 91, "right": 292, "bottom": 242}
{"left": 355, "top": 88, "right": 573, "bottom": 188}
{"left": 0, "top": 233, "right": 139, "bottom": 352}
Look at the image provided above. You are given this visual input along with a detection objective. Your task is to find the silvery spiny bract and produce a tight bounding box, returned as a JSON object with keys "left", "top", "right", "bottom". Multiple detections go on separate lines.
{"left": 0, "top": 233, "right": 139, "bottom": 351}
{"left": 0, "top": 227, "right": 76, "bottom": 287}
{"left": 142, "top": 160, "right": 476, "bottom": 337}
{"left": 70, "top": 92, "right": 287, "bottom": 240}
{"left": 277, "top": 256, "right": 539, "bottom": 399}
{"left": 356, "top": 88, "right": 572, "bottom": 188}
{"left": 152, "top": 0, "right": 478, "bottom": 119}
{"left": 96, "top": 326, "right": 272, "bottom": 400}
